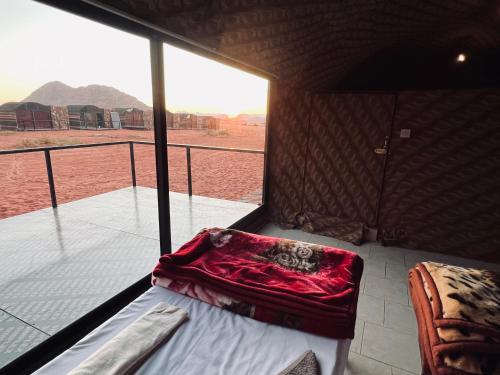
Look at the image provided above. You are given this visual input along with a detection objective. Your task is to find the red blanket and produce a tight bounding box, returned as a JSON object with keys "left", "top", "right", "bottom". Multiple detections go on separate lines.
{"left": 153, "top": 228, "right": 364, "bottom": 339}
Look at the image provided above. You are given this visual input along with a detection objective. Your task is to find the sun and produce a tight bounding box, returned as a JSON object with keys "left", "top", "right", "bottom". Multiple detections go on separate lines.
{"left": 225, "top": 109, "right": 240, "bottom": 118}
{"left": 164, "top": 45, "right": 268, "bottom": 116}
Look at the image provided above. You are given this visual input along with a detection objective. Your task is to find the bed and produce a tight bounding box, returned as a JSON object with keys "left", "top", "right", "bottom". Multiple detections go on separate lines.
{"left": 34, "top": 286, "right": 351, "bottom": 375}
{"left": 409, "top": 262, "right": 500, "bottom": 375}
{"left": 35, "top": 228, "right": 363, "bottom": 374}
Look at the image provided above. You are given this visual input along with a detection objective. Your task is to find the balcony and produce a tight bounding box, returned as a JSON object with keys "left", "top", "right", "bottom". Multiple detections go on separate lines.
{"left": 0, "top": 186, "right": 257, "bottom": 366}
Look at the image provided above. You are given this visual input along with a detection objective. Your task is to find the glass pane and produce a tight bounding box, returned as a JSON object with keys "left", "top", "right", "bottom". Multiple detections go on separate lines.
{"left": 0, "top": 0, "right": 157, "bottom": 367}
{"left": 163, "top": 44, "right": 268, "bottom": 249}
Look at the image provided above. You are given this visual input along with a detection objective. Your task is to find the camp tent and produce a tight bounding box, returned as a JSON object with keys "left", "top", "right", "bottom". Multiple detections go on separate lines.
{"left": 0, "top": 102, "right": 53, "bottom": 131}
{"left": 67, "top": 105, "right": 108, "bottom": 129}
{"left": 114, "top": 108, "right": 145, "bottom": 129}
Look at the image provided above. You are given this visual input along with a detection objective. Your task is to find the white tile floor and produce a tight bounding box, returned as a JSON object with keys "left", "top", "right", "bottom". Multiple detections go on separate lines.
{"left": 258, "top": 223, "right": 500, "bottom": 375}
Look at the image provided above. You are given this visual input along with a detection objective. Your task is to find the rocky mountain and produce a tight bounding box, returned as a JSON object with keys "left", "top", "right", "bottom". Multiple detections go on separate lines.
{"left": 235, "top": 114, "right": 267, "bottom": 125}
{"left": 23, "top": 81, "right": 151, "bottom": 110}
{"left": 196, "top": 112, "right": 266, "bottom": 125}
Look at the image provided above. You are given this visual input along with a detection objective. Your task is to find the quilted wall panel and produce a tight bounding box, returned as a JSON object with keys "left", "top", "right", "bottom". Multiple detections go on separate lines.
{"left": 268, "top": 88, "right": 500, "bottom": 261}
{"left": 267, "top": 85, "right": 310, "bottom": 225}
{"left": 379, "top": 89, "right": 500, "bottom": 262}
{"left": 299, "top": 94, "right": 394, "bottom": 243}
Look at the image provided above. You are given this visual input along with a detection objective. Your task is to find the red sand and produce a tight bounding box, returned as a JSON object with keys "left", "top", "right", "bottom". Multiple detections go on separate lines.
{"left": 0, "top": 126, "right": 265, "bottom": 219}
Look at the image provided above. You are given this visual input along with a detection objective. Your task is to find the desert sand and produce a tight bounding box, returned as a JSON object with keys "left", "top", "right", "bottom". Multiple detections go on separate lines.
{"left": 0, "top": 125, "right": 265, "bottom": 219}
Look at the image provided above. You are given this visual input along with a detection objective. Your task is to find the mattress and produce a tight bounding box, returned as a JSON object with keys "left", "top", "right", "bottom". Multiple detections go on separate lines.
{"left": 35, "top": 286, "right": 350, "bottom": 375}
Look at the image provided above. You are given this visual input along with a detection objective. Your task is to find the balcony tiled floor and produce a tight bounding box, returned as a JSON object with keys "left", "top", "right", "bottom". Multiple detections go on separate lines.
{"left": 0, "top": 187, "right": 257, "bottom": 367}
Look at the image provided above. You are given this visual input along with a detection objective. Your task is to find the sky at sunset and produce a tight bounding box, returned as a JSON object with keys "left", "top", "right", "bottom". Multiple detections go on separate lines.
{"left": 0, "top": 0, "right": 268, "bottom": 116}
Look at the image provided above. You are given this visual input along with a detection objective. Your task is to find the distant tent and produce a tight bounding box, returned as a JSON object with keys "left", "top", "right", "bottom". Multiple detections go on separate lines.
{"left": 67, "top": 105, "right": 107, "bottom": 129}
{"left": 0, "top": 102, "right": 53, "bottom": 131}
{"left": 195, "top": 115, "right": 220, "bottom": 130}
{"left": 172, "top": 113, "right": 192, "bottom": 129}
{"left": 114, "top": 108, "right": 145, "bottom": 129}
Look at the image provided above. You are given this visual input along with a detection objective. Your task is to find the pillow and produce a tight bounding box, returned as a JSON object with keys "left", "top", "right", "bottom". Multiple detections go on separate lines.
{"left": 277, "top": 350, "right": 320, "bottom": 375}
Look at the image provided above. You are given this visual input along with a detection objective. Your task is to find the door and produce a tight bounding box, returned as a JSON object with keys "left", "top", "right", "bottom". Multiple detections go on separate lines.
{"left": 16, "top": 110, "right": 34, "bottom": 130}
{"left": 33, "top": 110, "right": 52, "bottom": 129}
{"left": 302, "top": 93, "right": 395, "bottom": 228}
{"left": 96, "top": 113, "right": 104, "bottom": 128}
{"left": 110, "top": 112, "right": 121, "bottom": 128}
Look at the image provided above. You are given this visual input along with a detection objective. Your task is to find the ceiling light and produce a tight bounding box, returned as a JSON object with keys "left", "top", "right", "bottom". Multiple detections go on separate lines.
{"left": 456, "top": 53, "right": 466, "bottom": 63}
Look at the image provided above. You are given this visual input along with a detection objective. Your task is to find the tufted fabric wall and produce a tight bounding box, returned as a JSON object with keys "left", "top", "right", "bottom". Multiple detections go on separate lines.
{"left": 268, "top": 88, "right": 500, "bottom": 261}
{"left": 379, "top": 89, "right": 500, "bottom": 262}
{"left": 267, "top": 85, "right": 310, "bottom": 226}
{"left": 99, "top": 0, "right": 500, "bottom": 90}
{"left": 267, "top": 89, "right": 395, "bottom": 243}
{"left": 299, "top": 93, "right": 394, "bottom": 243}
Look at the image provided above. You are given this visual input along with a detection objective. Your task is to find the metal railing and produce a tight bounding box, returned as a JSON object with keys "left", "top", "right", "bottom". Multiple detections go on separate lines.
{"left": 0, "top": 140, "right": 264, "bottom": 208}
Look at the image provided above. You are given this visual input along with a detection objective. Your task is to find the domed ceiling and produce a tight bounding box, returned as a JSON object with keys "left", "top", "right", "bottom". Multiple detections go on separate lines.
{"left": 100, "top": 0, "right": 500, "bottom": 90}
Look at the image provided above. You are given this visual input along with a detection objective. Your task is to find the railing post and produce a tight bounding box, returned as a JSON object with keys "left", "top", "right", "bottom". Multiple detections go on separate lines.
{"left": 186, "top": 146, "right": 192, "bottom": 196}
{"left": 44, "top": 150, "right": 57, "bottom": 208}
{"left": 129, "top": 142, "right": 137, "bottom": 187}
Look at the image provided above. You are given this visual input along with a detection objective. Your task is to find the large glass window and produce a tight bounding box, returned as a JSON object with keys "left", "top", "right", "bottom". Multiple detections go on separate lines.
{"left": 0, "top": 0, "right": 156, "bottom": 366}
{"left": 0, "top": 0, "right": 268, "bottom": 368}
{"left": 163, "top": 44, "right": 268, "bottom": 248}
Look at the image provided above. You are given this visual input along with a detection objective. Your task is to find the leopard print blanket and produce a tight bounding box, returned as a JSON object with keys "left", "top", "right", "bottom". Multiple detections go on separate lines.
{"left": 421, "top": 262, "right": 500, "bottom": 375}
{"left": 422, "top": 262, "right": 500, "bottom": 331}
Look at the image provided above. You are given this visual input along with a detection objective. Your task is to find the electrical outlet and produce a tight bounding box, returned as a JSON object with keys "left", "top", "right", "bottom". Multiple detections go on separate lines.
{"left": 400, "top": 129, "right": 411, "bottom": 138}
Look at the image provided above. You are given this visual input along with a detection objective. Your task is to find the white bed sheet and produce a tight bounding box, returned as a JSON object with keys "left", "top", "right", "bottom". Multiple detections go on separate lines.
{"left": 35, "top": 286, "right": 350, "bottom": 375}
